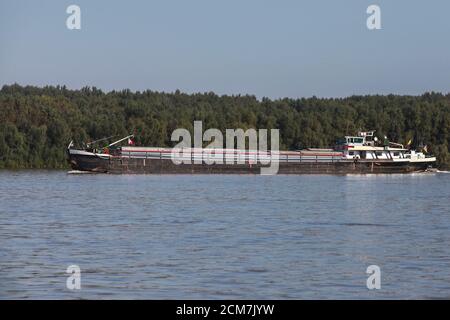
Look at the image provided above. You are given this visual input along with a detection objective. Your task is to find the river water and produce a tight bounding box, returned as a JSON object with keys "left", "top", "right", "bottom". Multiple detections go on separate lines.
{"left": 0, "top": 171, "right": 449, "bottom": 299}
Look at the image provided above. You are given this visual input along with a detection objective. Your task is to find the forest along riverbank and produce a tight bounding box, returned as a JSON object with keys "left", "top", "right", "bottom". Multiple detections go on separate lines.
{"left": 0, "top": 84, "right": 449, "bottom": 170}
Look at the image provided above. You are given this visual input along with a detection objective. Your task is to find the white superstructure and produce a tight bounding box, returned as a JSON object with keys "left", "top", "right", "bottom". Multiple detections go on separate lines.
{"left": 336, "top": 131, "right": 436, "bottom": 164}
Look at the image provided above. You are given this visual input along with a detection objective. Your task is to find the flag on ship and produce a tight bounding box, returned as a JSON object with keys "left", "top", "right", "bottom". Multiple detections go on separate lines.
{"left": 406, "top": 138, "right": 412, "bottom": 146}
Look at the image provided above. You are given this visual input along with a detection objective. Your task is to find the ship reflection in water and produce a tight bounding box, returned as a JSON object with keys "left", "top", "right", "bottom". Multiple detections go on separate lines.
{"left": 0, "top": 171, "right": 449, "bottom": 299}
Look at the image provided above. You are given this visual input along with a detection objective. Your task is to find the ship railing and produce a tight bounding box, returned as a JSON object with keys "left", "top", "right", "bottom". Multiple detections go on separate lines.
{"left": 115, "top": 149, "right": 344, "bottom": 163}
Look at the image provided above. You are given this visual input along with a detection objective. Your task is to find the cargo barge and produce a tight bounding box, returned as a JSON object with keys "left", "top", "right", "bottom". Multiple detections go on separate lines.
{"left": 67, "top": 131, "right": 436, "bottom": 174}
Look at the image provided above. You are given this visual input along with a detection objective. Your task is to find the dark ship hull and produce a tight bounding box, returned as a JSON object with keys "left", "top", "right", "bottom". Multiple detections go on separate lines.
{"left": 68, "top": 149, "right": 434, "bottom": 174}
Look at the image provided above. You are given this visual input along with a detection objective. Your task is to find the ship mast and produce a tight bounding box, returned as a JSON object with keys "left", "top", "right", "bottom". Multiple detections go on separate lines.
{"left": 87, "top": 135, "right": 117, "bottom": 146}
{"left": 108, "top": 135, "right": 134, "bottom": 147}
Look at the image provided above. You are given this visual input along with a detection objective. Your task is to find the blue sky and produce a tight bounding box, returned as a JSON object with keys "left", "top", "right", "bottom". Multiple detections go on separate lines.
{"left": 1, "top": 0, "right": 450, "bottom": 98}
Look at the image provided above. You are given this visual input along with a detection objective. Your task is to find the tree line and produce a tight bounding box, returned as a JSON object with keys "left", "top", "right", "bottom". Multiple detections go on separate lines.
{"left": 0, "top": 84, "right": 449, "bottom": 169}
